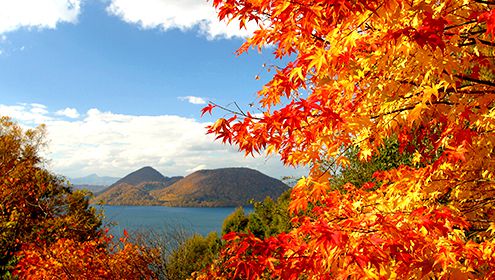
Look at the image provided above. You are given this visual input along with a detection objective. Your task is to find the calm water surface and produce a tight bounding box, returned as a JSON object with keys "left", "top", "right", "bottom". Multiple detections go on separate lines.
{"left": 99, "top": 205, "right": 246, "bottom": 237}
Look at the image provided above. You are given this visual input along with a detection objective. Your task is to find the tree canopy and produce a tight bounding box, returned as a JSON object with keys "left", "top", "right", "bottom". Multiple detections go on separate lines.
{"left": 0, "top": 117, "right": 102, "bottom": 276}
{"left": 0, "top": 117, "right": 156, "bottom": 279}
{"left": 222, "top": 191, "right": 292, "bottom": 239}
{"left": 199, "top": 0, "right": 495, "bottom": 278}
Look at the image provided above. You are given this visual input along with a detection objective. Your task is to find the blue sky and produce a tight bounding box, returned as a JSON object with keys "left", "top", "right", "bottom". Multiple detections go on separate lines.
{"left": 0, "top": 0, "right": 306, "bottom": 180}
{"left": 0, "top": 0, "right": 268, "bottom": 118}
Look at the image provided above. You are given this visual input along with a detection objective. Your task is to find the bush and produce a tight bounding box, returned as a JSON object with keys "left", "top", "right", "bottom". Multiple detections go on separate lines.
{"left": 165, "top": 232, "right": 221, "bottom": 280}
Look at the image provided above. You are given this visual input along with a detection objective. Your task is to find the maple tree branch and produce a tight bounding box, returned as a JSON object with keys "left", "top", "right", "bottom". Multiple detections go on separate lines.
{"left": 473, "top": 0, "right": 495, "bottom": 4}
{"left": 318, "top": 144, "right": 356, "bottom": 179}
{"left": 444, "top": 20, "right": 478, "bottom": 31}
{"left": 311, "top": 33, "right": 326, "bottom": 44}
{"left": 460, "top": 194, "right": 495, "bottom": 207}
{"left": 345, "top": 228, "right": 379, "bottom": 234}
{"left": 451, "top": 90, "right": 495, "bottom": 95}
{"left": 210, "top": 102, "right": 263, "bottom": 120}
{"left": 465, "top": 29, "right": 487, "bottom": 36}
{"left": 476, "top": 38, "right": 495, "bottom": 47}
{"left": 458, "top": 38, "right": 495, "bottom": 47}
{"left": 370, "top": 101, "right": 457, "bottom": 119}
{"left": 454, "top": 74, "right": 495, "bottom": 87}
{"left": 399, "top": 80, "right": 419, "bottom": 86}
{"left": 233, "top": 102, "right": 247, "bottom": 117}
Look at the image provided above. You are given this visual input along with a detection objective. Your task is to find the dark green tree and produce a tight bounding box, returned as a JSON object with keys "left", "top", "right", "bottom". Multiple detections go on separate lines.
{"left": 222, "top": 190, "right": 292, "bottom": 239}
{"left": 329, "top": 137, "right": 413, "bottom": 190}
{"left": 165, "top": 232, "right": 221, "bottom": 280}
{"left": 246, "top": 190, "right": 291, "bottom": 238}
{"left": 221, "top": 207, "right": 250, "bottom": 236}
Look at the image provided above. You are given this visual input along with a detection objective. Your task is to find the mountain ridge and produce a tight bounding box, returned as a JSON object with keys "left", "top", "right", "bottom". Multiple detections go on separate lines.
{"left": 112, "top": 166, "right": 169, "bottom": 186}
{"left": 70, "top": 174, "right": 119, "bottom": 186}
{"left": 94, "top": 166, "right": 183, "bottom": 205}
{"left": 94, "top": 166, "right": 289, "bottom": 207}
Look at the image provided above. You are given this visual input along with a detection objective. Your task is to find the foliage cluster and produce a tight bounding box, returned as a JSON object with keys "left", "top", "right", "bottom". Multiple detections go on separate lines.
{"left": 14, "top": 233, "right": 157, "bottom": 279}
{"left": 0, "top": 117, "right": 101, "bottom": 277}
{"left": 198, "top": 0, "right": 495, "bottom": 278}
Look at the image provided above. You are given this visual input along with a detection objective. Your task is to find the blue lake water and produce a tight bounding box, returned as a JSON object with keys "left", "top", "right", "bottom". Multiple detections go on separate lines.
{"left": 99, "top": 205, "right": 245, "bottom": 237}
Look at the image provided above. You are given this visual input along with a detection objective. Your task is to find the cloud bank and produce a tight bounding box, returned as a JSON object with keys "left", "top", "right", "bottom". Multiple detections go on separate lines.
{"left": 0, "top": 103, "right": 305, "bottom": 180}
{"left": 0, "top": 0, "right": 81, "bottom": 34}
{"left": 106, "top": 0, "right": 257, "bottom": 39}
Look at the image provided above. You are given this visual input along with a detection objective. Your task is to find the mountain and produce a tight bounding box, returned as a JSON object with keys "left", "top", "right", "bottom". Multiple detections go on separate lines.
{"left": 94, "top": 166, "right": 183, "bottom": 205}
{"left": 70, "top": 174, "right": 119, "bottom": 186}
{"left": 151, "top": 167, "right": 289, "bottom": 207}
{"left": 72, "top": 184, "right": 109, "bottom": 194}
{"left": 69, "top": 174, "right": 120, "bottom": 194}
{"left": 94, "top": 166, "right": 289, "bottom": 207}
{"left": 112, "top": 166, "right": 169, "bottom": 186}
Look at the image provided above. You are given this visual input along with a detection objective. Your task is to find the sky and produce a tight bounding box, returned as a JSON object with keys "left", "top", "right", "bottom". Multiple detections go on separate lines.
{"left": 0, "top": 0, "right": 307, "bottom": 180}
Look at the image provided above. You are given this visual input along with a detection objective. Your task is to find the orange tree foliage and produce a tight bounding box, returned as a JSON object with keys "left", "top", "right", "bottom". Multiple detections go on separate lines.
{"left": 198, "top": 0, "right": 495, "bottom": 279}
{"left": 14, "top": 232, "right": 157, "bottom": 280}
{"left": 0, "top": 117, "right": 156, "bottom": 278}
{"left": 0, "top": 117, "right": 101, "bottom": 275}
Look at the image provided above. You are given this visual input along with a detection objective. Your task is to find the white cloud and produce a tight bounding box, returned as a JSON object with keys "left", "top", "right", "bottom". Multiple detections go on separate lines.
{"left": 0, "top": 0, "right": 81, "bottom": 34}
{"left": 1, "top": 103, "right": 307, "bottom": 180}
{"left": 106, "top": 0, "right": 257, "bottom": 39}
{"left": 178, "top": 96, "right": 207, "bottom": 105}
{"left": 55, "top": 107, "right": 80, "bottom": 118}
{"left": 30, "top": 103, "right": 49, "bottom": 114}
{"left": 0, "top": 103, "right": 53, "bottom": 124}
{"left": 187, "top": 164, "right": 207, "bottom": 173}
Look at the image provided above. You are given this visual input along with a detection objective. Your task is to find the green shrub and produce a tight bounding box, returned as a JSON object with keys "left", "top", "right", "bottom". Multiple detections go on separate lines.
{"left": 165, "top": 232, "right": 221, "bottom": 280}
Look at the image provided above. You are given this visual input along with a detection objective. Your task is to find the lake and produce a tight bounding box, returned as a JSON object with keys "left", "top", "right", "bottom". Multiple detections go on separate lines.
{"left": 99, "top": 205, "right": 246, "bottom": 238}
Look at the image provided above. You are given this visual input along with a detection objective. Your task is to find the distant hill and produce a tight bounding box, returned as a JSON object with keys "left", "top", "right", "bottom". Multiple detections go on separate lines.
{"left": 94, "top": 167, "right": 289, "bottom": 207}
{"left": 94, "top": 166, "right": 183, "bottom": 205}
{"left": 95, "top": 182, "right": 178, "bottom": 206}
{"left": 153, "top": 167, "right": 289, "bottom": 207}
{"left": 112, "top": 166, "right": 169, "bottom": 186}
{"left": 72, "top": 184, "right": 109, "bottom": 194}
{"left": 70, "top": 174, "right": 119, "bottom": 186}
{"left": 69, "top": 174, "right": 120, "bottom": 194}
